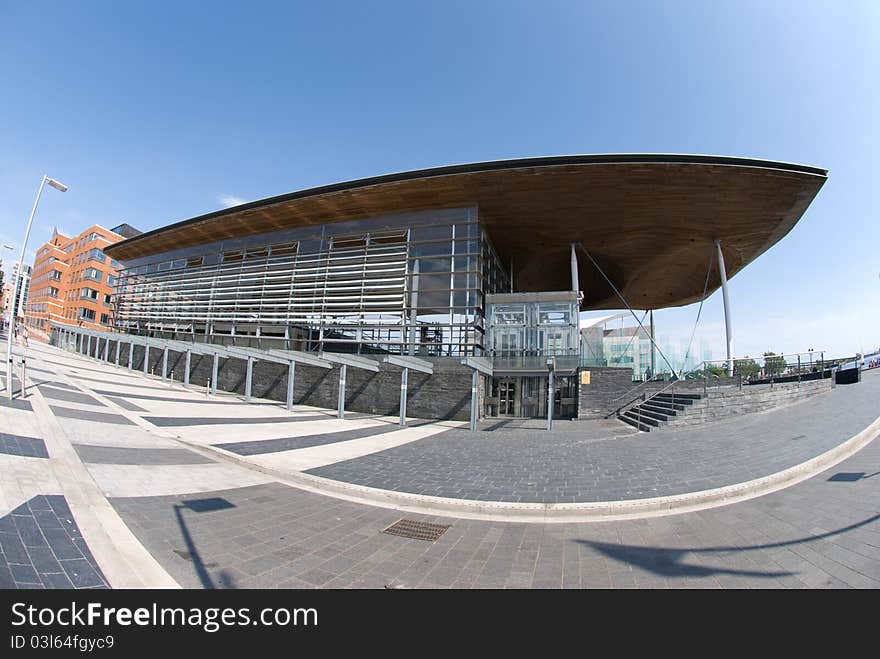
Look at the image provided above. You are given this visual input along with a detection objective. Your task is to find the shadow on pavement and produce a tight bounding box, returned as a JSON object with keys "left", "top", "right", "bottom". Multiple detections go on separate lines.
{"left": 578, "top": 511, "right": 880, "bottom": 580}
{"left": 173, "top": 499, "right": 239, "bottom": 589}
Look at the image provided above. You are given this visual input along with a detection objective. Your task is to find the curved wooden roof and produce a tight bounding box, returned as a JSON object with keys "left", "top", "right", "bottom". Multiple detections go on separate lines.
{"left": 105, "top": 154, "right": 826, "bottom": 310}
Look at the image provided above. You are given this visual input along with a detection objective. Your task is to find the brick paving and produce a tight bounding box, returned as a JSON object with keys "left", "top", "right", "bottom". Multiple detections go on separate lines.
{"left": 306, "top": 372, "right": 880, "bottom": 502}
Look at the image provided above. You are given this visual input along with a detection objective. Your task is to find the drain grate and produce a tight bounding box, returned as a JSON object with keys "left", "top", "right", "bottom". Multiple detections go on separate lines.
{"left": 382, "top": 519, "right": 450, "bottom": 542}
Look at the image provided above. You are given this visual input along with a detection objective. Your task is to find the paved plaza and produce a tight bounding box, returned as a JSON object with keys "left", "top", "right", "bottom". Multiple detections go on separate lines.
{"left": 2, "top": 336, "right": 880, "bottom": 588}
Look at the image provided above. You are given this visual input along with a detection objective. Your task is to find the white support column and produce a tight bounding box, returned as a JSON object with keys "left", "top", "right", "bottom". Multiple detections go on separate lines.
{"left": 87, "top": 336, "right": 93, "bottom": 359}
{"left": 715, "top": 239, "right": 734, "bottom": 377}
{"left": 128, "top": 342, "right": 134, "bottom": 370}
{"left": 143, "top": 345, "right": 150, "bottom": 376}
{"left": 547, "top": 367, "right": 555, "bottom": 431}
{"left": 244, "top": 356, "right": 254, "bottom": 402}
{"left": 115, "top": 340, "right": 120, "bottom": 366}
{"left": 184, "top": 350, "right": 191, "bottom": 387}
{"left": 469, "top": 369, "right": 479, "bottom": 432}
{"left": 161, "top": 347, "right": 169, "bottom": 381}
{"left": 103, "top": 338, "right": 109, "bottom": 362}
{"left": 337, "top": 364, "right": 347, "bottom": 419}
{"left": 399, "top": 367, "right": 409, "bottom": 427}
{"left": 286, "top": 360, "right": 296, "bottom": 412}
{"left": 211, "top": 353, "right": 219, "bottom": 395}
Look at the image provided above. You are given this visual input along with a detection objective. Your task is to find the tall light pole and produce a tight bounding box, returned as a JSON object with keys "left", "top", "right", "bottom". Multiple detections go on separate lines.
{"left": 5, "top": 175, "right": 68, "bottom": 399}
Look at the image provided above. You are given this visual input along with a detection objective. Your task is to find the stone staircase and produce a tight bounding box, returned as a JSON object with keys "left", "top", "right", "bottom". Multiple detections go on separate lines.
{"left": 618, "top": 391, "right": 703, "bottom": 432}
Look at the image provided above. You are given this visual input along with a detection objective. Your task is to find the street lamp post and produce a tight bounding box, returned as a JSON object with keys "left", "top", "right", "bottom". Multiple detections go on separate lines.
{"left": 5, "top": 175, "right": 68, "bottom": 399}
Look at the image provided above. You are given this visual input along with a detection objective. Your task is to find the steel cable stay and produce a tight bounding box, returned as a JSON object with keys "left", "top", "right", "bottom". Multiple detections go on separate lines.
{"left": 575, "top": 242, "right": 677, "bottom": 377}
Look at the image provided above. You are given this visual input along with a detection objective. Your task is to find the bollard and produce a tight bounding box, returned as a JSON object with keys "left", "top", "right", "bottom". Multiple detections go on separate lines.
{"left": 19, "top": 358, "right": 26, "bottom": 399}
{"left": 206, "top": 380, "right": 210, "bottom": 396}
{"left": 170, "top": 370, "right": 174, "bottom": 387}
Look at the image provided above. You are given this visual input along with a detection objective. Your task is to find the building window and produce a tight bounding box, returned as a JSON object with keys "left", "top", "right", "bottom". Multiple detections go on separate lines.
{"left": 84, "top": 268, "right": 102, "bottom": 283}
{"left": 87, "top": 248, "right": 106, "bottom": 264}
{"left": 79, "top": 308, "right": 96, "bottom": 321}
{"left": 100, "top": 313, "right": 110, "bottom": 325}
{"left": 80, "top": 287, "right": 99, "bottom": 301}
{"left": 49, "top": 270, "right": 62, "bottom": 281}
{"left": 48, "top": 287, "right": 59, "bottom": 298}
{"left": 107, "top": 274, "right": 116, "bottom": 287}
{"left": 103, "top": 293, "right": 112, "bottom": 305}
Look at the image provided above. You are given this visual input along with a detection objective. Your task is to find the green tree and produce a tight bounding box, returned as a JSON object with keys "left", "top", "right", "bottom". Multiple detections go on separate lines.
{"left": 763, "top": 352, "right": 787, "bottom": 376}
{"left": 705, "top": 363, "right": 727, "bottom": 378}
{"left": 734, "top": 357, "right": 760, "bottom": 379}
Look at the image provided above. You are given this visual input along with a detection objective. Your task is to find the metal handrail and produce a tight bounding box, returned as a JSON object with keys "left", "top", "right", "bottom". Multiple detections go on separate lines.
{"left": 607, "top": 377, "right": 680, "bottom": 421}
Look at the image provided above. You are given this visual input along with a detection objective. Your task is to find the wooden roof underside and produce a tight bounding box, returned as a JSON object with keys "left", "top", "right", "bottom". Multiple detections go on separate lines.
{"left": 105, "top": 157, "right": 826, "bottom": 310}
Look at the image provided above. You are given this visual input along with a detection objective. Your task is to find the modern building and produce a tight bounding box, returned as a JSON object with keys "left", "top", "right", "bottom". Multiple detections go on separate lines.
{"left": 580, "top": 312, "right": 654, "bottom": 377}
{"left": 98, "top": 155, "right": 826, "bottom": 422}
{"left": 24, "top": 224, "right": 139, "bottom": 334}
{"left": 9, "top": 263, "right": 31, "bottom": 323}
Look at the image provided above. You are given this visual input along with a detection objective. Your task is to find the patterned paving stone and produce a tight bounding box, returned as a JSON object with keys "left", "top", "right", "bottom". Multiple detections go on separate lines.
{"left": 38, "top": 386, "right": 105, "bottom": 406}
{"left": 49, "top": 406, "right": 134, "bottom": 425}
{"left": 143, "top": 414, "right": 329, "bottom": 427}
{"left": 0, "top": 495, "right": 109, "bottom": 590}
{"left": 214, "top": 422, "right": 429, "bottom": 456}
{"left": 73, "top": 444, "right": 214, "bottom": 465}
{"left": 0, "top": 433, "right": 49, "bottom": 458}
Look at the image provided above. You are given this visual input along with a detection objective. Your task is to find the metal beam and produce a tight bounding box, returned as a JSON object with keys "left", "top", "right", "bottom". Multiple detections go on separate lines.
{"left": 382, "top": 354, "right": 433, "bottom": 375}
{"left": 184, "top": 350, "right": 191, "bottom": 387}
{"left": 320, "top": 352, "right": 380, "bottom": 372}
{"left": 461, "top": 356, "right": 493, "bottom": 376}
{"left": 267, "top": 349, "right": 332, "bottom": 369}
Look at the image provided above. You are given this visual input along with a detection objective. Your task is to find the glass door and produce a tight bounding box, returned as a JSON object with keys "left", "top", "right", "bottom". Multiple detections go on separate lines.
{"left": 499, "top": 379, "right": 517, "bottom": 415}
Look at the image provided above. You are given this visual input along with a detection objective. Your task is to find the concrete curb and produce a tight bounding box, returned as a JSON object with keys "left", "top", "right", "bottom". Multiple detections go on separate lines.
{"left": 171, "top": 411, "right": 880, "bottom": 524}
{"left": 22, "top": 355, "right": 180, "bottom": 588}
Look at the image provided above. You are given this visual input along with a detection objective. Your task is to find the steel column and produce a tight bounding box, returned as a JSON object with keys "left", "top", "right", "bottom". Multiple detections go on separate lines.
{"left": 547, "top": 368, "right": 555, "bottom": 431}
{"left": 337, "top": 364, "right": 347, "bottom": 419}
{"left": 143, "top": 345, "right": 150, "bottom": 376}
{"left": 128, "top": 342, "right": 134, "bottom": 370}
{"left": 115, "top": 340, "right": 120, "bottom": 366}
{"left": 399, "top": 367, "right": 409, "bottom": 427}
{"left": 184, "top": 350, "right": 191, "bottom": 387}
{"left": 245, "top": 356, "right": 254, "bottom": 402}
{"left": 162, "top": 347, "right": 169, "bottom": 381}
{"left": 286, "top": 361, "right": 296, "bottom": 412}
{"left": 469, "top": 369, "right": 479, "bottom": 432}
{"left": 211, "top": 353, "right": 219, "bottom": 394}
{"left": 715, "top": 239, "right": 734, "bottom": 377}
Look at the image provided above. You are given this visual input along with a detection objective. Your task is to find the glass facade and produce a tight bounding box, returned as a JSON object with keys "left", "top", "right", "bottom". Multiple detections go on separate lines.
{"left": 115, "top": 207, "right": 509, "bottom": 356}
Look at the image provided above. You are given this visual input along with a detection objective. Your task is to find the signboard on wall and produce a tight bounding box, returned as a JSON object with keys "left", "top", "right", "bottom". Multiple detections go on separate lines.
{"left": 580, "top": 370, "right": 591, "bottom": 385}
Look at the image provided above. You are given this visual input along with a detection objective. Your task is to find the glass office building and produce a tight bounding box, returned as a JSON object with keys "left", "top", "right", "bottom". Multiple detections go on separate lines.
{"left": 115, "top": 207, "right": 509, "bottom": 357}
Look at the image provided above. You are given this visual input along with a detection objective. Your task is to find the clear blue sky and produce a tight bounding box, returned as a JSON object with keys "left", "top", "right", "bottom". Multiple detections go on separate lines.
{"left": 1, "top": 1, "right": 878, "bottom": 361}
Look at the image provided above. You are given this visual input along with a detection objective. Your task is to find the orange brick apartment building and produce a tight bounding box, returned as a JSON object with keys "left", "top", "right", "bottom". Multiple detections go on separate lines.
{"left": 24, "top": 223, "right": 140, "bottom": 334}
